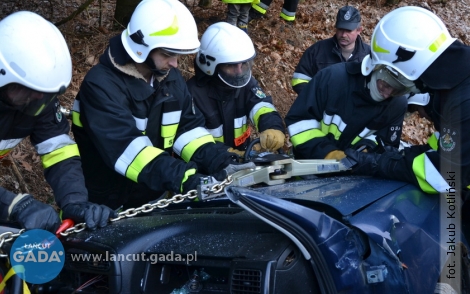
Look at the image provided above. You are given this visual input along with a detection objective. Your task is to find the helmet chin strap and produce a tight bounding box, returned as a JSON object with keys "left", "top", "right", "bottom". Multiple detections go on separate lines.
{"left": 144, "top": 56, "right": 168, "bottom": 76}
{"left": 368, "top": 71, "right": 386, "bottom": 102}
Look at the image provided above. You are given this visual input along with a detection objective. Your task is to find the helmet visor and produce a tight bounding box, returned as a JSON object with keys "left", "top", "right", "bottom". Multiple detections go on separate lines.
{"left": 375, "top": 66, "right": 415, "bottom": 97}
{"left": 161, "top": 47, "right": 199, "bottom": 55}
{"left": 0, "top": 84, "right": 60, "bottom": 116}
{"left": 217, "top": 60, "right": 253, "bottom": 88}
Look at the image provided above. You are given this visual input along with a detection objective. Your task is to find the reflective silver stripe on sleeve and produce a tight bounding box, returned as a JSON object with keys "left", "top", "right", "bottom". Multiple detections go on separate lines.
{"left": 207, "top": 125, "right": 224, "bottom": 138}
{"left": 173, "top": 127, "right": 211, "bottom": 156}
{"left": 35, "top": 134, "right": 76, "bottom": 155}
{"left": 133, "top": 116, "right": 148, "bottom": 132}
{"left": 72, "top": 100, "right": 80, "bottom": 112}
{"left": 0, "top": 138, "right": 23, "bottom": 150}
{"left": 162, "top": 110, "right": 182, "bottom": 125}
{"left": 424, "top": 151, "right": 451, "bottom": 193}
{"left": 287, "top": 120, "right": 320, "bottom": 136}
{"left": 357, "top": 127, "right": 376, "bottom": 140}
{"left": 114, "top": 136, "right": 153, "bottom": 176}
{"left": 292, "top": 72, "right": 311, "bottom": 81}
{"left": 323, "top": 113, "right": 347, "bottom": 132}
{"left": 249, "top": 102, "right": 275, "bottom": 123}
{"left": 234, "top": 116, "right": 247, "bottom": 129}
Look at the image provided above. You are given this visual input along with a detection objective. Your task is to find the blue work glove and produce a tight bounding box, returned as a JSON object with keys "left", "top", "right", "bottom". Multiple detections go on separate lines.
{"left": 62, "top": 202, "right": 117, "bottom": 230}
{"left": 9, "top": 194, "right": 61, "bottom": 233}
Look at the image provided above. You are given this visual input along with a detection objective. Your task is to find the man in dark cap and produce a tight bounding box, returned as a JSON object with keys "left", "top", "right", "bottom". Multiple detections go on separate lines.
{"left": 291, "top": 6, "right": 370, "bottom": 94}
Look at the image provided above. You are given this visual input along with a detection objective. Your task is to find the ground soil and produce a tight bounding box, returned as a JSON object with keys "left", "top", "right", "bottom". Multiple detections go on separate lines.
{"left": 1, "top": 0, "right": 469, "bottom": 207}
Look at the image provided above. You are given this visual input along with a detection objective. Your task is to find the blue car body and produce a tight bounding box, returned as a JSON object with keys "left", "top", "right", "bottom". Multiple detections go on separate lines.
{"left": 11, "top": 175, "right": 465, "bottom": 293}
{"left": 226, "top": 175, "right": 465, "bottom": 293}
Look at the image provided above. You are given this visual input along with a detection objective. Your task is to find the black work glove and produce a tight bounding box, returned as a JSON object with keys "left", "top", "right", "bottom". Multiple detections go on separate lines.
{"left": 343, "top": 147, "right": 403, "bottom": 177}
{"left": 9, "top": 194, "right": 61, "bottom": 233}
{"left": 182, "top": 173, "right": 213, "bottom": 194}
{"left": 62, "top": 202, "right": 117, "bottom": 230}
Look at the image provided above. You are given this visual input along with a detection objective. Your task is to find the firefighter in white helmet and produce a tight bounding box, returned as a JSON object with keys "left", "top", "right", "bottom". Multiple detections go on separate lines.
{"left": 344, "top": 6, "right": 470, "bottom": 198}
{"left": 72, "top": 0, "right": 254, "bottom": 209}
{"left": 285, "top": 8, "right": 417, "bottom": 162}
{"left": 187, "top": 22, "right": 285, "bottom": 157}
{"left": 0, "top": 11, "right": 116, "bottom": 232}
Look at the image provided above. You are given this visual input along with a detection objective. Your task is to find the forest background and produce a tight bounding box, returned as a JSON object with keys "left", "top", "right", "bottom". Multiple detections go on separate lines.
{"left": 0, "top": 0, "right": 468, "bottom": 206}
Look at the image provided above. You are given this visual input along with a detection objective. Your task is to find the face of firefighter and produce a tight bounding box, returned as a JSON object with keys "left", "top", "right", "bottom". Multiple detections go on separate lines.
{"left": 217, "top": 60, "right": 253, "bottom": 88}
{"left": 147, "top": 48, "right": 179, "bottom": 74}
{"left": 335, "top": 27, "right": 362, "bottom": 49}
{"left": 368, "top": 66, "right": 415, "bottom": 102}
{"left": 0, "top": 83, "right": 58, "bottom": 116}
{"left": 376, "top": 79, "right": 396, "bottom": 99}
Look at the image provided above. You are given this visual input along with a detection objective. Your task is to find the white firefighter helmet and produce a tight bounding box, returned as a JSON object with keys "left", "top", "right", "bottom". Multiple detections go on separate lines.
{"left": 196, "top": 22, "right": 256, "bottom": 88}
{"left": 121, "top": 0, "right": 200, "bottom": 63}
{"left": 361, "top": 6, "right": 455, "bottom": 81}
{"left": 0, "top": 11, "right": 72, "bottom": 116}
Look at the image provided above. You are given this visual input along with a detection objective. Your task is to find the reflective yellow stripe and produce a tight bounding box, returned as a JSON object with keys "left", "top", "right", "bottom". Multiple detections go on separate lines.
{"left": 253, "top": 107, "right": 275, "bottom": 129}
{"left": 412, "top": 150, "right": 450, "bottom": 194}
{"left": 208, "top": 125, "right": 224, "bottom": 142}
{"left": 351, "top": 128, "right": 377, "bottom": 146}
{"left": 0, "top": 149, "right": 12, "bottom": 156}
{"left": 292, "top": 78, "right": 308, "bottom": 87}
{"left": 321, "top": 113, "right": 347, "bottom": 140}
{"left": 181, "top": 134, "right": 214, "bottom": 162}
{"left": 427, "top": 133, "right": 439, "bottom": 150}
{"left": 126, "top": 146, "right": 163, "bottom": 182}
{"left": 234, "top": 124, "right": 249, "bottom": 138}
{"left": 321, "top": 121, "right": 341, "bottom": 140}
{"left": 429, "top": 32, "right": 447, "bottom": 52}
{"left": 412, "top": 153, "right": 438, "bottom": 194}
{"left": 351, "top": 136, "right": 362, "bottom": 146}
{"left": 180, "top": 168, "right": 197, "bottom": 192}
{"left": 288, "top": 120, "right": 318, "bottom": 137}
{"left": 252, "top": 3, "right": 266, "bottom": 14}
{"left": 41, "top": 144, "right": 80, "bottom": 169}
{"left": 71, "top": 100, "right": 83, "bottom": 127}
{"left": 115, "top": 136, "right": 152, "bottom": 176}
{"left": 290, "top": 129, "right": 326, "bottom": 146}
{"left": 174, "top": 127, "right": 211, "bottom": 156}
{"left": 0, "top": 265, "right": 31, "bottom": 294}
{"left": 72, "top": 111, "right": 82, "bottom": 127}
{"left": 280, "top": 12, "right": 295, "bottom": 21}
{"left": 161, "top": 124, "right": 178, "bottom": 137}
{"left": 373, "top": 36, "right": 390, "bottom": 53}
{"left": 149, "top": 16, "right": 179, "bottom": 36}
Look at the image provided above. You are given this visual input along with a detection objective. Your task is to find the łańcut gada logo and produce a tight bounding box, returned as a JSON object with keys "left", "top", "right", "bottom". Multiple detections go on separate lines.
{"left": 10, "top": 229, "right": 65, "bottom": 284}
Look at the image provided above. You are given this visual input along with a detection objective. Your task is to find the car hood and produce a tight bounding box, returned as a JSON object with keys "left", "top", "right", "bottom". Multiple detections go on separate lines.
{"left": 251, "top": 175, "right": 408, "bottom": 218}
{"left": 226, "top": 175, "right": 457, "bottom": 294}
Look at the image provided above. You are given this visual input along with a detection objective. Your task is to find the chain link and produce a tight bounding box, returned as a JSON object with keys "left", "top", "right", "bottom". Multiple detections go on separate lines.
{"left": 202, "top": 175, "right": 234, "bottom": 195}
{"left": 0, "top": 175, "right": 234, "bottom": 249}
{"left": 59, "top": 187, "right": 204, "bottom": 237}
{"left": 0, "top": 229, "right": 25, "bottom": 258}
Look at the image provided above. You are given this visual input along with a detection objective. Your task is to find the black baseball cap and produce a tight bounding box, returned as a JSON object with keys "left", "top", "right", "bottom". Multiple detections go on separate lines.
{"left": 335, "top": 6, "right": 361, "bottom": 30}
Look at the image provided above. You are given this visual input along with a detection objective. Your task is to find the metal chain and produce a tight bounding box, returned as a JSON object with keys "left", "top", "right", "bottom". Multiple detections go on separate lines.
{"left": 0, "top": 175, "right": 235, "bottom": 250}
{"left": 202, "top": 175, "right": 234, "bottom": 195}
{"left": 0, "top": 229, "right": 25, "bottom": 257}
{"left": 59, "top": 176, "right": 233, "bottom": 237}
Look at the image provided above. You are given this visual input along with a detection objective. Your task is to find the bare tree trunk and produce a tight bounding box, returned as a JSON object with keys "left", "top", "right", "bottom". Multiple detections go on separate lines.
{"left": 114, "top": 0, "right": 141, "bottom": 28}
